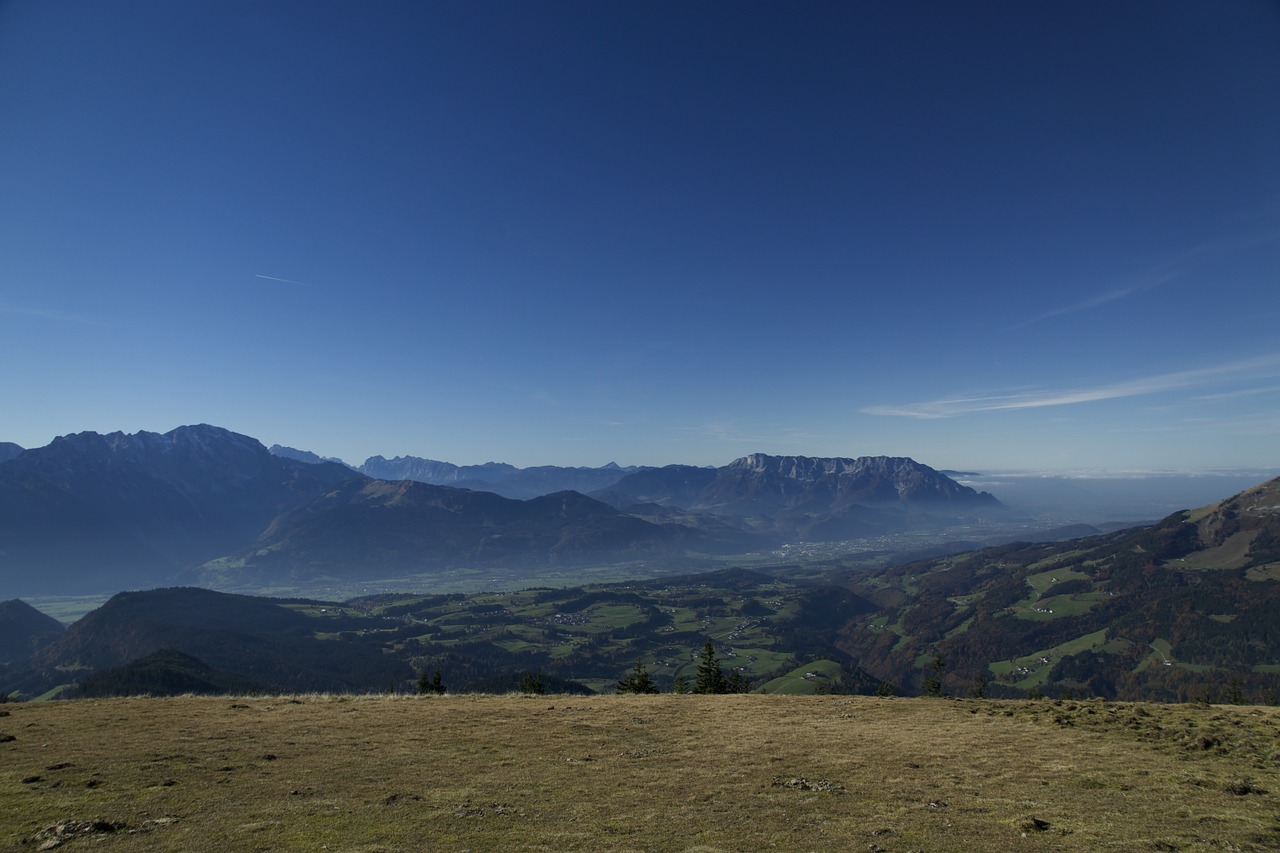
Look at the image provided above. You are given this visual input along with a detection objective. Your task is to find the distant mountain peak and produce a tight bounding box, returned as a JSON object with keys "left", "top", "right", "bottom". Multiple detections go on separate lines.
{"left": 597, "top": 452, "right": 1001, "bottom": 536}
{"left": 269, "top": 445, "right": 348, "bottom": 467}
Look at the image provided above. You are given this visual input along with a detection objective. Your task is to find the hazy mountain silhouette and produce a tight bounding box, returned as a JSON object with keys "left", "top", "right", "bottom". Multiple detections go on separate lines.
{"left": 594, "top": 454, "right": 1003, "bottom": 540}
{"left": 0, "top": 599, "right": 64, "bottom": 665}
{"left": 355, "top": 454, "right": 641, "bottom": 500}
{"left": 0, "top": 425, "right": 362, "bottom": 593}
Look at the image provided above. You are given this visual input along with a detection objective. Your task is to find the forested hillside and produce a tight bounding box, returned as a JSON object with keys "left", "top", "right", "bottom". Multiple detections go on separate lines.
{"left": 840, "top": 478, "right": 1280, "bottom": 702}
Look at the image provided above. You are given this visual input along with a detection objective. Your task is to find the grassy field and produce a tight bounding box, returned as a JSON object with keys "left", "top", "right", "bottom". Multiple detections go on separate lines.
{"left": 2, "top": 695, "right": 1279, "bottom": 851}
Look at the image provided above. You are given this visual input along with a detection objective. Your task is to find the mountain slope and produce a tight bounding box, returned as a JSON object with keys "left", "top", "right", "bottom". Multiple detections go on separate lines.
{"left": 0, "top": 442, "right": 22, "bottom": 463}
{"left": 838, "top": 476, "right": 1280, "bottom": 702}
{"left": 0, "top": 599, "right": 64, "bottom": 665}
{"left": 11, "top": 587, "right": 408, "bottom": 696}
{"left": 197, "top": 480, "right": 705, "bottom": 587}
{"left": 0, "top": 425, "right": 365, "bottom": 593}
{"left": 72, "top": 648, "right": 278, "bottom": 697}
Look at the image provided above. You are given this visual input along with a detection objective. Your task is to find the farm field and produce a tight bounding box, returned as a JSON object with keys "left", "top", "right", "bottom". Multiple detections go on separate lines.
{"left": 2, "top": 695, "right": 1279, "bottom": 851}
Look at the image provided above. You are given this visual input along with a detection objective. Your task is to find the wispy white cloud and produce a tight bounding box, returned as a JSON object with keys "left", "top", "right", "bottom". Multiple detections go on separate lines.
{"left": 863, "top": 354, "right": 1280, "bottom": 419}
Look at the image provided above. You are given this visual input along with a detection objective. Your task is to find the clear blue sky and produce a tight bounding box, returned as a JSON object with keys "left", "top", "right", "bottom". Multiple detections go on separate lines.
{"left": 2, "top": 1, "right": 1278, "bottom": 471}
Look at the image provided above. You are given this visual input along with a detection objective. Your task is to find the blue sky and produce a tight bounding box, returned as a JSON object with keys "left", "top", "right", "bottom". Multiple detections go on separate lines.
{"left": 2, "top": 1, "right": 1279, "bottom": 472}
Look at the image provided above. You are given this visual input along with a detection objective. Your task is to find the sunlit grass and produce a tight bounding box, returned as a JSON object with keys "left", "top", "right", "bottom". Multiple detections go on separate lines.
{"left": 3, "top": 694, "right": 1279, "bottom": 851}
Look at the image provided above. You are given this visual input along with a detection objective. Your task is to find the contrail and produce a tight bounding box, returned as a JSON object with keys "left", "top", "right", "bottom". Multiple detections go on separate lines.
{"left": 254, "top": 273, "right": 311, "bottom": 286}
{"left": 0, "top": 303, "right": 97, "bottom": 324}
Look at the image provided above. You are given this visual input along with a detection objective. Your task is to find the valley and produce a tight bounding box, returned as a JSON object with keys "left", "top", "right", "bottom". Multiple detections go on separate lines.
{"left": 2, "top": 424, "right": 1280, "bottom": 707}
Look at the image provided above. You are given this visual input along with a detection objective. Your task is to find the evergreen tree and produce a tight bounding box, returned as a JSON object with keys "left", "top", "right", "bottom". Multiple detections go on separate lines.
{"left": 694, "top": 640, "right": 728, "bottom": 694}
{"left": 616, "top": 660, "right": 659, "bottom": 694}
{"left": 922, "top": 652, "right": 945, "bottom": 698}
{"left": 672, "top": 674, "right": 691, "bottom": 694}
{"left": 520, "top": 668, "right": 545, "bottom": 695}
{"left": 416, "top": 669, "right": 445, "bottom": 695}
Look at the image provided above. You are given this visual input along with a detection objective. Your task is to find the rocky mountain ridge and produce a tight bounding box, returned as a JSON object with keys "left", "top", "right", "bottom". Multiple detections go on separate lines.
{"left": 593, "top": 453, "right": 1002, "bottom": 540}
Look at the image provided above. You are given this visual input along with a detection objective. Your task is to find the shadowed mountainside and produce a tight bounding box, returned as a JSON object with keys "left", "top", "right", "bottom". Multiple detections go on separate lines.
{"left": 0, "top": 425, "right": 362, "bottom": 593}
{"left": 12, "top": 587, "right": 408, "bottom": 695}
{"left": 839, "top": 477, "right": 1280, "bottom": 702}
{"left": 199, "top": 480, "right": 705, "bottom": 587}
{"left": 0, "top": 599, "right": 64, "bottom": 665}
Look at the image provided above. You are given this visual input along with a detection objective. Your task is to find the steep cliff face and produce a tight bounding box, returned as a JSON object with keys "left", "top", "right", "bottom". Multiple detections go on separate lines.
{"left": 727, "top": 454, "right": 996, "bottom": 503}
{"left": 601, "top": 453, "right": 1000, "bottom": 517}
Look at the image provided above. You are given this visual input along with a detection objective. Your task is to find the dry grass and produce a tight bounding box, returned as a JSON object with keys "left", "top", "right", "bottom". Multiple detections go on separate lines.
{"left": 2, "top": 695, "right": 1279, "bottom": 851}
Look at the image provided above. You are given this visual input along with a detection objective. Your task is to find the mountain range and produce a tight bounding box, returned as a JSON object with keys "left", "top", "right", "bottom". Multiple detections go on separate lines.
{"left": 270, "top": 444, "right": 645, "bottom": 500}
{"left": 1, "top": 424, "right": 995, "bottom": 596}
{"left": 357, "top": 454, "right": 642, "bottom": 500}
